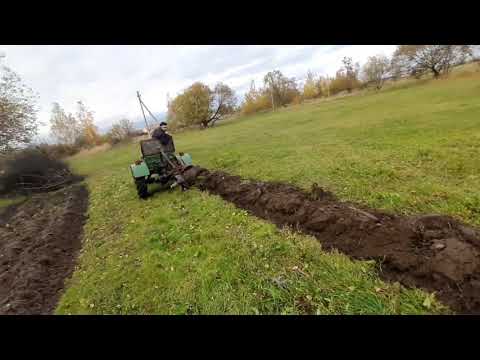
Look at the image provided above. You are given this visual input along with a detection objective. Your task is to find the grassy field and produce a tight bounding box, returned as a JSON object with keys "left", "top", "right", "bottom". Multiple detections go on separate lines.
{"left": 57, "top": 67, "right": 480, "bottom": 314}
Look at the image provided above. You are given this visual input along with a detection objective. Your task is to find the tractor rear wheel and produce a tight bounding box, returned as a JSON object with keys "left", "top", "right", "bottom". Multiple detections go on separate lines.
{"left": 135, "top": 178, "right": 148, "bottom": 199}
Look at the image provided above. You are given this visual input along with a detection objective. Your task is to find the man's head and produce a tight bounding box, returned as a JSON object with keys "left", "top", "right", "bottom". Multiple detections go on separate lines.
{"left": 160, "top": 122, "right": 168, "bottom": 131}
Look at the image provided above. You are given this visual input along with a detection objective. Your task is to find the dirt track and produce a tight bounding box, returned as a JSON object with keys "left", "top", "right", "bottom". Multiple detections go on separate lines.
{"left": 0, "top": 184, "right": 88, "bottom": 315}
{"left": 185, "top": 167, "right": 480, "bottom": 314}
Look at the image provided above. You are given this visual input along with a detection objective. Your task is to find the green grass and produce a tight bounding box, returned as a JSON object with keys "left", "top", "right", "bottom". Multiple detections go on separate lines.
{"left": 57, "top": 182, "right": 440, "bottom": 314}
{"left": 57, "top": 69, "right": 480, "bottom": 315}
{"left": 0, "top": 196, "right": 25, "bottom": 210}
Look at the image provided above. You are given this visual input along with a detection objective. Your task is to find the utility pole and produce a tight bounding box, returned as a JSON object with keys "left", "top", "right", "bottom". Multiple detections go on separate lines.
{"left": 270, "top": 85, "right": 275, "bottom": 111}
{"left": 137, "top": 91, "right": 150, "bottom": 134}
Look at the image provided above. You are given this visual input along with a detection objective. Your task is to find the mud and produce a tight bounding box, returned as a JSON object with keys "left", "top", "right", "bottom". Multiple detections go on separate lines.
{"left": 0, "top": 184, "right": 88, "bottom": 314}
{"left": 184, "top": 167, "right": 480, "bottom": 314}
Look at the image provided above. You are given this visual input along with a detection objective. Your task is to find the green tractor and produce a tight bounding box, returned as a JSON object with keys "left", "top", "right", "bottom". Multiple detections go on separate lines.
{"left": 130, "top": 138, "right": 194, "bottom": 199}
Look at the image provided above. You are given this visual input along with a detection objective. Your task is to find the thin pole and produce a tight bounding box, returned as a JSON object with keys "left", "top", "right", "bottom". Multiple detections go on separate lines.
{"left": 137, "top": 91, "right": 150, "bottom": 132}
{"left": 270, "top": 85, "right": 275, "bottom": 111}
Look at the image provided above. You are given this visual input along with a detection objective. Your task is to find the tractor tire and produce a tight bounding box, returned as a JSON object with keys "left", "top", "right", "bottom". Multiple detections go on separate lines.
{"left": 135, "top": 178, "right": 148, "bottom": 199}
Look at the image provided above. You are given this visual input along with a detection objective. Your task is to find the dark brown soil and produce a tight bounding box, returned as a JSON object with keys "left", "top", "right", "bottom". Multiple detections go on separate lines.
{"left": 184, "top": 167, "right": 480, "bottom": 314}
{"left": 0, "top": 184, "right": 88, "bottom": 314}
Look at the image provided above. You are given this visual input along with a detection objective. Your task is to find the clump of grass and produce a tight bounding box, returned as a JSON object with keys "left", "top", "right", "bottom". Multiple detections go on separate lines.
{"left": 0, "top": 196, "right": 25, "bottom": 209}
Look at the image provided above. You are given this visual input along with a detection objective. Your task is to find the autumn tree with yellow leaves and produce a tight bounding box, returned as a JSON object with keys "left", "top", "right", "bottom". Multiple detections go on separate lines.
{"left": 49, "top": 100, "right": 101, "bottom": 147}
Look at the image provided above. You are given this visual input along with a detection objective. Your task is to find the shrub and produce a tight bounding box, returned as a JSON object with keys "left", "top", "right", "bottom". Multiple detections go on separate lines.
{"left": 0, "top": 149, "right": 72, "bottom": 194}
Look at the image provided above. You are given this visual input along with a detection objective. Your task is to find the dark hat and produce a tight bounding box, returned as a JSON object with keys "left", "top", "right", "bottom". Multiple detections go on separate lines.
{"left": 160, "top": 121, "right": 167, "bottom": 126}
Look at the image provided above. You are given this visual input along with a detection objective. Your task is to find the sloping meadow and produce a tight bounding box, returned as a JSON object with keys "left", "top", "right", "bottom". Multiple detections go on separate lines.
{"left": 58, "top": 71, "right": 480, "bottom": 314}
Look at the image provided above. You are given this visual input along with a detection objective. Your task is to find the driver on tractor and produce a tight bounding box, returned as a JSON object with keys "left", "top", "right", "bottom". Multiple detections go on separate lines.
{"left": 151, "top": 121, "right": 175, "bottom": 153}
{"left": 149, "top": 121, "right": 188, "bottom": 191}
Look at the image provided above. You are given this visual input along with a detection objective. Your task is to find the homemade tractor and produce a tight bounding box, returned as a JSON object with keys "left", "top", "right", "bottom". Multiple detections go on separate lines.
{"left": 129, "top": 91, "right": 194, "bottom": 199}
{"left": 130, "top": 139, "right": 193, "bottom": 198}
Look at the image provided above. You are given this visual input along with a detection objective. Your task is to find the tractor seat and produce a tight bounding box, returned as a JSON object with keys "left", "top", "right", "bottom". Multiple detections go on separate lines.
{"left": 140, "top": 139, "right": 168, "bottom": 157}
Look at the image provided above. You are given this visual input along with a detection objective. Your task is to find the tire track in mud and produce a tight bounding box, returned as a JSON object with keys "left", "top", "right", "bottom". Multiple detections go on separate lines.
{"left": 0, "top": 184, "right": 88, "bottom": 314}
{"left": 184, "top": 166, "right": 480, "bottom": 314}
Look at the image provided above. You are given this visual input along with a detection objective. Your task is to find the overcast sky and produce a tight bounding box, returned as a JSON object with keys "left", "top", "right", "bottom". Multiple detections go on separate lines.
{"left": 0, "top": 45, "right": 397, "bottom": 138}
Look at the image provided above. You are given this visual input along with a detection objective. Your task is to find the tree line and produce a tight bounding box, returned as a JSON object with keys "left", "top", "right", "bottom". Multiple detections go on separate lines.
{"left": 37, "top": 101, "right": 140, "bottom": 158}
{"left": 49, "top": 101, "right": 139, "bottom": 147}
{"left": 1, "top": 45, "right": 478, "bottom": 158}
{"left": 167, "top": 45, "right": 477, "bottom": 127}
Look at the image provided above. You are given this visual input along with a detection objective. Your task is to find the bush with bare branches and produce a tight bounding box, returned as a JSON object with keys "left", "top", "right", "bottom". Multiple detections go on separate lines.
{"left": 0, "top": 62, "right": 39, "bottom": 154}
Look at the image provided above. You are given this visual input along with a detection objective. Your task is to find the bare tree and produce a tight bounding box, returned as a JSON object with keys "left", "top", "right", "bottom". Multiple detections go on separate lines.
{"left": 392, "top": 45, "right": 473, "bottom": 79}
{"left": 107, "top": 118, "right": 136, "bottom": 143}
{"left": 0, "top": 63, "right": 39, "bottom": 154}
{"left": 341, "top": 57, "right": 361, "bottom": 93}
{"left": 76, "top": 101, "right": 99, "bottom": 146}
{"left": 108, "top": 124, "right": 126, "bottom": 143}
{"left": 49, "top": 103, "right": 81, "bottom": 145}
{"left": 118, "top": 118, "right": 135, "bottom": 136}
{"left": 303, "top": 70, "right": 324, "bottom": 99}
{"left": 362, "top": 55, "right": 391, "bottom": 90}
{"left": 264, "top": 70, "right": 299, "bottom": 108}
{"left": 50, "top": 101, "right": 101, "bottom": 147}
{"left": 206, "top": 83, "right": 237, "bottom": 127}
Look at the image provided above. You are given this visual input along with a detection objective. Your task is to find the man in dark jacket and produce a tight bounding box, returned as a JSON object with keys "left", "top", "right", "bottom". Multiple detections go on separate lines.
{"left": 151, "top": 121, "right": 175, "bottom": 153}
{"left": 150, "top": 121, "right": 188, "bottom": 191}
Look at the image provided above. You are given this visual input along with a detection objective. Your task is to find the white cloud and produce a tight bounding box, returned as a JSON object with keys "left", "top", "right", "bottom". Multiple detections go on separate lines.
{"left": 0, "top": 45, "right": 397, "bottom": 138}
